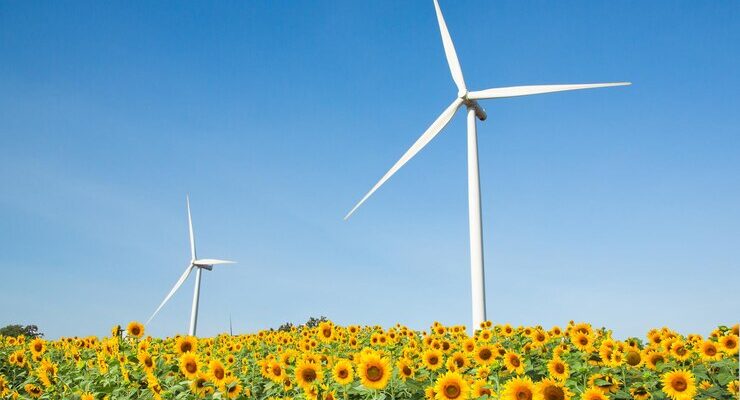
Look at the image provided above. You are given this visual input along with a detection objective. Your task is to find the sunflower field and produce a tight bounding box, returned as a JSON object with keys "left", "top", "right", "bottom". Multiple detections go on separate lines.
{"left": 0, "top": 321, "right": 737, "bottom": 400}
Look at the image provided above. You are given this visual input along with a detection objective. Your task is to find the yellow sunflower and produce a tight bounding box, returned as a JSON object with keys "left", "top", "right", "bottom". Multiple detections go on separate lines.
{"left": 317, "top": 321, "right": 335, "bottom": 342}
{"left": 719, "top": 334, "right": 738, "bottom": 355}
{"left": 29, "top": 338, "right": 45, "bottom": 355}
{"left": 501, "top": 377, "right": 536, "bottom": 400}
{"left": 446, "top": 352, "right": 469, "bottom": 371}
{"left": 295, "top": 360, "right": 324, "bottom": 389}
{"left": 434, "top": 371, "right": 470, "bottom": 400}
{"left": 630, "top": 386, "right": 651, "bottom": 400}
{"left": 209, "top": 359, "right": 228, "bottom": 386}
{"left": 474, "top": 344, "right": 495, "bottom": 366}
{"left": 547, "top": 357, "right": 569, "bottom": 381}
{"left": 190, "top": 372, "right": 212, "bottom": 398}
{"left": 644, "top": 351, "right": 666, "bottom": 370}
{"left": 24, "top": 383, "right": 43, "bottom": 398}
{"left": 358, "top": 353, "right": 391, "bottom": 390}
{"left": 126, "top": 321, "right": 145, "bottom": 338}
{"left": 661, "top": 369, "right": 696, "bottom": 400}
{"left": 504, "top": 351, "right": 525, "bottom": 375}
{"left": 727, "top": 380, "right": 739, "bottom": 396}
{"left": 537, "top": 378, "right": 572, "bottom": 400}
{"left": 397, "top": 358, "right": 415, "bottom": 381}
{"left": 175, "top": 336, "right": 197, "bottom": 355}
{"left": 423, "top": 348, "right": 445, "bottom": 370}
{"left": 138, "top": 351, "right": 155, "bottom": 373}
{"left": 180, "top": 353, "right": 200, "bottom": 379}
{"left": 472, "top": 379, "right": 494, "bottom": 398}
{"left": 572, "top": 332, "right": 594, "bottom": 352}
{"left": 669, "top": 341, "right": 691, "bottom": 361}
{"left": 581, "top": 387, "right": 608, "bottom": 400}
{"left": 699, "top": 340, "right": 721, "bottom": 361}
{"left": 267, "top": 360, "right": 285, "bottom": 382}
{"left": 332, "top": 359, "right": 353, "bottom": 385}
{"left": 588, "top": 374, "right": 620, "bottom": 394}
{"left": 221, "top": 376, "right": 242, "bottom": 399}
{"left": 624, "top": 349, "right": 642, "bottom": 367}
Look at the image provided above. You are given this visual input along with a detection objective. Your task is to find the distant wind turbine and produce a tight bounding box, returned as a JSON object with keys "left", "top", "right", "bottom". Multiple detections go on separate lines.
{"left": 344, "top": 0, "right": 630, "bottom": 330}
{"left": 147, "top": 196, "right": 236, "bottom": 336}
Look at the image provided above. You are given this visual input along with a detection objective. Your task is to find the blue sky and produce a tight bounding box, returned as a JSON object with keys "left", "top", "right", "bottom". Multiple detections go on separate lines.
{"left": 1, "top": 1, "right": 738, "bottom": 339}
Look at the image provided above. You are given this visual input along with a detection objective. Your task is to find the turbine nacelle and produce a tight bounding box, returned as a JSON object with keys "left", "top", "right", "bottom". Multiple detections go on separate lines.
{"left": 458, "top": 90, "right": 487, "bottom": 121}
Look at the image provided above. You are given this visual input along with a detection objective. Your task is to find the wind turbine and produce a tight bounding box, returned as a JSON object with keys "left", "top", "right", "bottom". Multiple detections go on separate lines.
{"left": 344, "top": 0, "right": 630, "bottom": 330}
{"left": 147, "top": 196, "right": 236, "bottom": 336}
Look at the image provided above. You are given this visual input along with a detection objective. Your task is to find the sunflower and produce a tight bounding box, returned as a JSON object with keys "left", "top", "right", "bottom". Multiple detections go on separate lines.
{"left": 423, "top": 348, "right": 444, "bottom": 370}
{"left": 296, "top": 360, "right": 323, "bottom": 389}
{"left": 190, "top": 372, "right": 212, "bottom": 398}
{"left": 180, "top": 353, "right": 200, "bottom": 379}
{"left": 504, "top": 351, "right": 525, "bottom": 375}
{"left": 332, "top": 359, "right": 354, "bottom": 385}
{"left": 24, "top": 383, "right": 43, "bottom": 398}
{"left": 29, "top": 338, "right": 45, "bottom": 355}
{"left": 209, "top": 359, "right": 228, "bottom": 386}
{"left": 0, "top": 376, "right": 8, "bottom": 397}
{"left": 572, "top": 332, "right": 594, "bottom": 352}
{"left": 581, "top": 387, "right": 608, "bottom": 400}
{"left": 472, "top": 379, "right": 494, "bottom": 398}
{"left": 397, "top": 358, "right": 415, "bottom": 381}
{"left": 462, "top": 338, "right": 476, "bottom": 353}
{"left": 588, "top": 374, "right": 620, "bottom": 394}
{"left": 358, "top": 353, "right": 391, "bottom": 390}
{"left": 630, "top": 386, "right": 651, "bottom": 400}
{"left": 501, "top": 377, "right": 536, "bottom": 400}
{"left": 446, "top": 352, "right": 469, "bottom": 371}
{"left": 80, "top": 393, "right": 95, "bottom": 400}
{"left": 644, "top": 351, "right": 666, "bottom": 370}
{"left": 127, "top": 321, "right": 145, "bottom": 338}
{"left": 699, "top": 340, "right": 721, "bottom": 361}
{"left": 221, "top": 376, "right": 242, "bottom": 399}
{"left": 434, "top": 371, "right": 470, "bottom": 400}
{"left": 138, "top": 351, "right": 155, "bottom": 373}
{"left": 669, "top": 341, "right": 691, "bottom": 361}
{"left": 728, "top": 380, "right": 739, "bottom": 396}
{"left": 624, "top": 349, "right": 642, "bottom": 367}
{"left": 500, "top": 324, "right": 515, "bottom": 337}
{"left": 719, "top": 334, "right": 738, "bottom": 355}
{"left": 661, "top": 370, "right": 696, "bottom": 400}
{"left": 547, "top": 357, "right": 569, "bottom": 381}
{"left": 537, "top": 378, "right": 572, "bottom": 400}
{"left": 318, "top": 322, "right": 335, "bottom": 342}
{"left": 474, "top": 344, "right": 495, "bottom": 366}
{"left": 175, "top": 336, "right": 197, "bottom": 355}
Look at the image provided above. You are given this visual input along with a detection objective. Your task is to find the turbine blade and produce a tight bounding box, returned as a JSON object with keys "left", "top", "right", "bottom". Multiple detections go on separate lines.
{"left": 147, "top": 264, "right": 194, "bottom": 325}
{"left": 194, "top": 258, "right": 236, "bottom": 266}
{"left": 467, "top": 82, "right": 631, "bottom": 100}
{"left": 186, "top": 195, "right": 196, "bottom": 260}
{"left": 433, "top": 0, "right": 466, "bottom": 92}
{"left": 344, "top": 97, "right": 464, "bottom": 220}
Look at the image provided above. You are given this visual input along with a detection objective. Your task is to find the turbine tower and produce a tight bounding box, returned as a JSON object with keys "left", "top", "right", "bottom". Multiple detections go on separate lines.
{"left": 344, "top": 0, "right": 630, "bottom": 331}
{"left": 147, "top": 196, "right": 236, "bottom": 336}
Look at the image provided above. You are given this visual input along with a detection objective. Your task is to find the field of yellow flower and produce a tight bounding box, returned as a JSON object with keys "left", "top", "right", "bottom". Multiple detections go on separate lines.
{"left": 1, "top": 321, "right": 738, "bottom": 400}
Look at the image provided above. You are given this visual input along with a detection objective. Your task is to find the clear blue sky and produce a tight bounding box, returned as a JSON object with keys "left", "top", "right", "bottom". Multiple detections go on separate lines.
{"left": 1, "top": 1, "right": 738, "bottom": 339}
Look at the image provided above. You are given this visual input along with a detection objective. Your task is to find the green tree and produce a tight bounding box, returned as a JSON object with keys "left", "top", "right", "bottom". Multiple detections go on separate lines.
{"left": 0, "top": 324, "right": 43, "bottom": 338}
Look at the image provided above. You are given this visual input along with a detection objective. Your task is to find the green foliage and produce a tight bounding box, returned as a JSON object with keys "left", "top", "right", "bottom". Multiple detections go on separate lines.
{"left": 0, "top": 324, "right": 42, "bottom": 338}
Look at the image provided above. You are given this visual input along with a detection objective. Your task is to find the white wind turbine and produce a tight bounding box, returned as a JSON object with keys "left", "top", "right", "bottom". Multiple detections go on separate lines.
{"left": 344, "top": 0, "right": 630, "bottom": 330}
{"left": 147, "top": 196, "right": 236, "bottom": 336}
